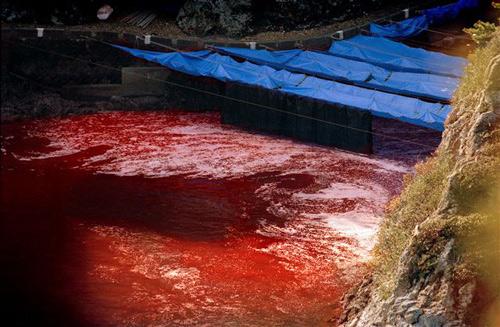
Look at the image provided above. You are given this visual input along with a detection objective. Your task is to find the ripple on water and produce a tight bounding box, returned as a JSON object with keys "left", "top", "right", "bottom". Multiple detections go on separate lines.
{"left": 1, "top": 111, "right": 432, "bottom": 326}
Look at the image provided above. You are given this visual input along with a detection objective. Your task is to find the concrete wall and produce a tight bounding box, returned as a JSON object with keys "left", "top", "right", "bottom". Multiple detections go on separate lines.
{"left": 221, "top": 83, "right": 373, "bottom": 153}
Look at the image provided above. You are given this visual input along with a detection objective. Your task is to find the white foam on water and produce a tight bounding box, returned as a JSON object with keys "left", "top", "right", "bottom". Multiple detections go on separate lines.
{"left": 5, "top": 112, "right": 423, "bottom": 324}
{"left": 89, "top": 225, "right": 200, "bottom": 289}
{"left": 306, "top": 211, "right": 381, "bottom": 256}
{"left": 5, "top": 112, "right": 415, "bottom": 268}
{"left": 254, "top": 170, "right": 391, "bottom": 258}
{"left": 293, "top": 182, "right": 389, "bottom": 202}
{"left": 9, "top": 112, "right": 411, "bottom": 180}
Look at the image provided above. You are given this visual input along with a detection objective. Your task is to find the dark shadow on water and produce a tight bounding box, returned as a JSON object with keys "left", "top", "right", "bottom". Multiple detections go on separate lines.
{"left": 372, "top": 117, "right": 442, "bottom": 165}
{"left": 61, "top": 171, "right": 280, "bottom": 241}
{"left": 1, "top": 162, "right": 89, "bottom": 326}
{"left": 0, "top": 149, "right": 294, "bottom": 326}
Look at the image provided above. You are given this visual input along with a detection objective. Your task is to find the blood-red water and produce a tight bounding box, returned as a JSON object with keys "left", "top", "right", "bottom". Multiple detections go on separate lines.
{"left": 0, "top": 111, "right": 440, "bottom": 326}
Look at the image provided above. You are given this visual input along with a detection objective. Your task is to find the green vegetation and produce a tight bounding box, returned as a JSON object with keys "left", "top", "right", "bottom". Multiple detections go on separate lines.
{"left": 372, "top": 155, "right": 452, "bottom": 297}
{"left": 458, "top": 3, "right": 499, "bottom": 110}
{"left": 371, "top": 29, "right": 500, "bottom": 302}
{"left": 455, "top": 29, "right": 499, "bottom": 112}
{"left": 464, "top": 21, "right": 497, "bottom": 46}
{"left": 463, "top": 2, "right": 499, "bottom": 46}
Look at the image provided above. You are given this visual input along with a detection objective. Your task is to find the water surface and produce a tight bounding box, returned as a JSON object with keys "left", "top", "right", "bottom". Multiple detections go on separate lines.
{"left": 0, "top": 111, "right": 439, "bottom": 326}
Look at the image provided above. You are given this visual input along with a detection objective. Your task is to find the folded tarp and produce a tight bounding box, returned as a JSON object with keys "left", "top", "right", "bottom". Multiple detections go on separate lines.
{"left": 329, "top": 35, "right": 467, "bottom": 77}
{"left": 370, "top": 15, "right": 429, "bottom": 39}
{"left": 370, "top": 0, "right": 480, "bottom": 38}
{"left": 423, "top": 0, "right": 480, "bottom": 24}
{"left": 370, "top": 71, "right": 459, "bottom": 102}
{"left": 115, "top": 45, "right": 450, "bottom": 130}
{"left": 214, "top": 48, "right": 302, "bottom": 67}
{"left": 216, "top": 47, "right": 389, "bottom": 82}
{"left": 114, "top": 45, "right": 306, "bottom": 89}
{"left": 218, "top": 46, "right": 458, "bottom": 101}
{"left": 284, "top": 77, "right": 451, "bottom": 130}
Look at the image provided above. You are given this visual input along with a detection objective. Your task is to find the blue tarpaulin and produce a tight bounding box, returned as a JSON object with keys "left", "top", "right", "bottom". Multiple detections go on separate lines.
{"left": 287, "top": 77, "right": 451, "bottom": 130}
{"left": 329, "top": 35, "right": 467, "bottom": 77}
{"left": 370, "top": 0, "right": 480, "bottom": 39}
{"left": 218, "top": 46, "right": 459, "bottom": 101}
{"left": 424, "top": 0, "right": 480, "bottom": 24}
{"left": 114, "top": 45, "right": 305, "bottom": 89}
{"left": 114, "top": 45, "right": 451, "bottom": 130}
{"left": 370, "top": 71, "right": 459, "bottom": 102}
{"left": 370, "top": 15, "right": 429, "bottom": 39}
{"left": 214, "top": 48, "right": 302, "bottom": 67}
{"left": 216, "top": 47, "right": 389, "bottom": 82}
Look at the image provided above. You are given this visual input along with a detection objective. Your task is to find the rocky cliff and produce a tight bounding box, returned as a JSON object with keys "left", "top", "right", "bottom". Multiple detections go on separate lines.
{"left": 339, "top": 32, "right": 500, "bottom": 327}
{"left": 176, "top": 0, "right": 406, "bottom": 36}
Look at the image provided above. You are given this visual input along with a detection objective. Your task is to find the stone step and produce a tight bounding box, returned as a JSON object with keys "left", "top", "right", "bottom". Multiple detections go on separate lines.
{"left": 62, "top": 67, "right": 171, "bottom": 100}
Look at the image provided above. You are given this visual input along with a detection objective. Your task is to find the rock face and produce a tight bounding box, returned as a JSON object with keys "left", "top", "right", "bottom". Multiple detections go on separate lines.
{"left": 257, "top": 0, "right": 392, "bottom": 30}
{"left": 175, "top": 0, "right": 404, "bottom": 36}
{"left": 176, "top": 0, "right": 253, "bottom": 37}
{"left": 339, "top": 35, "right": 500, "bottom": 327}
{"left": 340, "top": 240, "right": 477, "bottom": 326}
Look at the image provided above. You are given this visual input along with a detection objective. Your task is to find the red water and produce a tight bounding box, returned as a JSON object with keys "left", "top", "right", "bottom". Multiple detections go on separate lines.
{"left": 0, "top": 111, "right": 440, "bottom": 326}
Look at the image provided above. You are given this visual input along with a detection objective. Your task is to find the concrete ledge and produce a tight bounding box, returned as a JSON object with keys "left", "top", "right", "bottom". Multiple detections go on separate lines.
{"left": 63, "top": 84, "right": 124, "bottom": 101}
{"left": 121, "top": 67, "right": 171, "bottom": 91}
{"left": 62, "top": 67, "right": 173, "bottom": 101}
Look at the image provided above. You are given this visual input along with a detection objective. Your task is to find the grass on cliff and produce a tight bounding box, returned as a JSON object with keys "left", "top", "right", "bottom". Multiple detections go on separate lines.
{"left": 371, "top": 31, "right": 500, "bottom": 299}
{"left": 453, "top": 29, "right": 500, "bottom": 112}
{"left": 372, "top": 155, "right": 452, "bottom": 297}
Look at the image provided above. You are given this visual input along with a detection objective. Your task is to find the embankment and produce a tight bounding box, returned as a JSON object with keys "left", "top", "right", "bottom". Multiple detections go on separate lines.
{"left": 339, "top": 31, "right": 499, "bottom": 326}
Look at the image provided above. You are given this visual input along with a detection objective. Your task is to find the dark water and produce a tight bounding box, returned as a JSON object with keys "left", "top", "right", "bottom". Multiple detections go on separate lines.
{"left": 0, "top": 111, "right": 440, "bottom": 326}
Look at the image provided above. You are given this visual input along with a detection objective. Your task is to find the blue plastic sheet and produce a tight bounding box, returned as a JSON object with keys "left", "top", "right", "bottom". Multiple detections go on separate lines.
{"left": 370, "top": 15, "right": 429, "bottom": 39}
{"left": 214, "top": 48, "right": 302, "bottom": 67}
{"left": 284, "top": 77, "right": 450, "bottom": 130}
{"left": 329, "top": 35, "right": 467, "bottom": 77}
{"left": 115, "top": 45, "right": 450, "bottom": 130}
{"left": 424, "top": 0, "right": 480, "bottom": 24}
{"left": 370, "top": 0, "right": 480, "bottom": 39}
{"left": 371, "top": 71, "right": 459, "bottom": 102}
{"left": 219, "top": 46, "right": 458, "bottom": 101}
{"left": 114, "top": 45, "right": 305, "bottom": 89}
{"left": 216, "top": 47, "right": 389, "bottom": 82}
